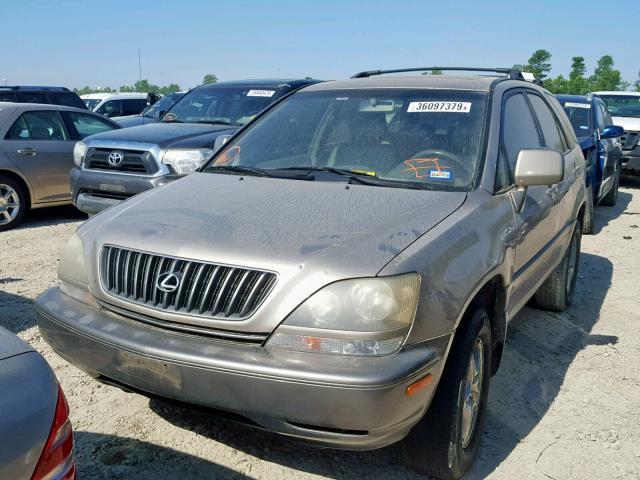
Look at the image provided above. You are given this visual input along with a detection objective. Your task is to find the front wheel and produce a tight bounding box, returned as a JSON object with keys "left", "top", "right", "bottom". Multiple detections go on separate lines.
{"left": 531, "top": 222, "right": 581, "bottom": 312}
{"left": 402, "top": 309, "right": 492, "bottom": 480}
{"left": 0, "top": 176, "right": 27, "bottom": 231}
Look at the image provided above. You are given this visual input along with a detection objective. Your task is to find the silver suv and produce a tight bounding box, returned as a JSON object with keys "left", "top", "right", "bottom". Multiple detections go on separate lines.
{"left": 37, "top": 68, "right": 586, "bottom": 479}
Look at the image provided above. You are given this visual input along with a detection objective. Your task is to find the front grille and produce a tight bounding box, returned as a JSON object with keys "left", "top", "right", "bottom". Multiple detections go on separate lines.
{"left": 85, "top": 148, "right": 151, "bottom": 173}
{"left": 621, "top": 131, "right": 640, "bottom": 151}
{"left": 100, "top": 246, "right": 277, "bottom": 320}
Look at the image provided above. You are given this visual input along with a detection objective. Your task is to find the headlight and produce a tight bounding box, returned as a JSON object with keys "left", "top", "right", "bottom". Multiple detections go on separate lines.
{"left": 58, "top": 232, "right": 96, "bottom": 307}
{"left": 73, "top": 142, "right": 87, "bottom": 167}
{"left": 266, "top": 274, "right": 420, "bottom": 356}
{"left": 162, "top": 148, "right": 213, "bottom": 175}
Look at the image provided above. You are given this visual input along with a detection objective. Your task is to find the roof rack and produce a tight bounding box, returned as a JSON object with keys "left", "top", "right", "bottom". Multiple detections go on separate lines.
{"left": 0, "top": 86, "right": 71, "bottom": 92}
{"left": 351, "top": 67, "right": 526, "bottom": 80}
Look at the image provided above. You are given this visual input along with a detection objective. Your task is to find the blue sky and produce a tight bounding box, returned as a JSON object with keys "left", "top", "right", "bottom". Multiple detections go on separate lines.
{"left": 2, "top": 0, "right": 638, "bottom": 89}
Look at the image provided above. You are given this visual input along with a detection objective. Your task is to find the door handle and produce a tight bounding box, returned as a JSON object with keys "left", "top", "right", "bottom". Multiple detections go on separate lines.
{"left": 17, "top": 148, "right": 37, "bottom": 156}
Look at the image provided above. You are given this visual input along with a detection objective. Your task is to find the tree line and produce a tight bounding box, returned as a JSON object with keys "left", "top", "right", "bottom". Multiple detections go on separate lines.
{"left": 514, "top": 49, "right": 640, "bottom": 93}
{"left": 73, "top": 74, "right": 218, "bottom": 96}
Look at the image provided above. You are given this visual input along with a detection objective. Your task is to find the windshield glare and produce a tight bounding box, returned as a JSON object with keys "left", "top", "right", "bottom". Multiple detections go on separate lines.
{"left": 599, "top": 95, "right": 640, "bottom": 118}
{"left": 205, "top": 89, "right": 488, "bottom": 191}
{"left": 163, "top": 86, "right": 281, "bottom": 125}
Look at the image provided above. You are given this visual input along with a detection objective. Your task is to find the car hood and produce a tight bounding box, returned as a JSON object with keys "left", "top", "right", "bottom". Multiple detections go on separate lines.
{"left": 85, "top": 122, "right": 239, "bottom": 149}
{"left": 612, "top": 116, "right": 640, "bottom": 131}
{"left": 85, "top": 172, "right": 466, "bottom": 279}
{"left": 0, "top": 326, "right": 32, "bottom": 361}
{"left": 113, "top": 115, "right": 155, "bottom": 128}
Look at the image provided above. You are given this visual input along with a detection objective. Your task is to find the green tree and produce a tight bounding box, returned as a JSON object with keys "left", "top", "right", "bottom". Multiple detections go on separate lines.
{"left": 202, "top": 74, "right": 218, "bottom": 85}
{"left": 589, "top": 55, "right": 624, "bottom": 91}
{"left": 514, "top": 49, "right": 552, "bottom": 80}
{"left": 567, "top": 56, "right": 590, "bottom": 94}
{"left": 544, "top": 75, "right": 569, "bottom": 94}
{"left": 634, "top": 70, "right": 640, "bottom": 92}
{"left": 158, "top": 83, "right": 181, "bottom": 95}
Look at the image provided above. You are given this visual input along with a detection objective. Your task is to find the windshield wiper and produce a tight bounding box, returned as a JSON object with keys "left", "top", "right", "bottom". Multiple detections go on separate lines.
{"left": 196, "top": 119, "right": 243, "bottom": 126}
{"left": 275, "top": 167, "right": 429, "bottom": 189}
{"left": 205, "top": 165, "right": 273, "bottom": 177}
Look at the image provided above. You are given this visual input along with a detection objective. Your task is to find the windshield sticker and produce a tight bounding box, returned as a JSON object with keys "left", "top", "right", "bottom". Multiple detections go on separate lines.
{"left": 162, "top": 112, "right": 177, "bottom": 122}
{"left": 247, "top": 90, "right": 276, "bottom": 97}
{"left": 402, "top": 158, "right": 451, "bottom": 179}
{"left": 564, "top": 102, "right": 590, "bottom": 109}
{"left": 214, "top": 145, "right": 241, "bottom": 165}
{"left": 407, "top": 101, "right": 471, "bottom": 113}
{"left": 429, "top": 169, "right": 452, "bottom": 180}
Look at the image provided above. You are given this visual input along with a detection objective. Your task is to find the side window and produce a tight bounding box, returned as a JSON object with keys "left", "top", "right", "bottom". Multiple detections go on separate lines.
{"left": 502, "top": 92, "right": 542, "bottom": 168}
{"left": 22, "top": 111, "right": 70, "bottom": 140}
{"left": 121, "top": 99, "right": 145, "bottom": 116}
{"left": 97, "top": 100, "right": 122, "bottom": 117}
{"left": 16, "top": 92, "right": 47, "bottom": 104}
{"left": 527, "top": 94, "right": 564, "bottom": 151}
{"left": 5, "top": 116, "right": 31, "bottom": 139}
{"left": 599, "top": 102, "right": 613, "bottom": 126}
{"left": 66, "top": 112, "right": 116, "bottom": 139}
{"left": 0, "top": 93, "right": 17, "bottom": 102}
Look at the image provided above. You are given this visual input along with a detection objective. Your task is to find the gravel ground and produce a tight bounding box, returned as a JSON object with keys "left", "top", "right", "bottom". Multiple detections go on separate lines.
{"left": 1, "top": 179, "right": 639, "bottom": 480}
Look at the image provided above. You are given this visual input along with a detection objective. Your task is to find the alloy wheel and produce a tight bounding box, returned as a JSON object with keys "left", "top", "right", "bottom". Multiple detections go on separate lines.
{"left": 0, "top": 184, "right": 20, "bottom": 226}
{"left": 460, "top": 336, "right": 484, "bottom": 448}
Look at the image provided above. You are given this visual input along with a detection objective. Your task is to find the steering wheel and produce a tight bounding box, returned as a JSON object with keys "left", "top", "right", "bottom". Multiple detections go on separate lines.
{"left": 390, "top": 149, "right": 466, "bottom": 181}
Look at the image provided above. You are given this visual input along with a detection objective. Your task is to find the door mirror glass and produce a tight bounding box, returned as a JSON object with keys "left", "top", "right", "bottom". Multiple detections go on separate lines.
{"left": 601, "top": 125, "right": 624, "bottom": 139}
{"left": 514, "top": 148, "right": 564, "bottom": 187}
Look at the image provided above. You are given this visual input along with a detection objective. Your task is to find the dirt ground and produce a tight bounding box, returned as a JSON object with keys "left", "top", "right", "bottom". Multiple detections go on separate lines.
{"left": 1, "top": 179, "right": 639, "bottom": 480}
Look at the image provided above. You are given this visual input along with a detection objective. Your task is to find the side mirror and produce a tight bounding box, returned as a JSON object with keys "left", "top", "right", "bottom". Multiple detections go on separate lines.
{"left": 213, "top": 134, "right": 233, "bottom": 152}
{"left": 514, "top": 149, "right": 564, "bottom": 187}
{"left": 601, "top": 125, "right": 624, "bottom": 139}
{"left": 146, "top": 93, "right": 160, "bottom": 106}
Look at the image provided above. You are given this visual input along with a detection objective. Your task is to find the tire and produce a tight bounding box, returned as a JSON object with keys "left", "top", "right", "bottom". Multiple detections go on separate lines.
{"left": 600, "top": 164, "right": 620, "bottom": 207}
{"left": 583, "top": 185, "right": 594, "bottom": 234}
{"left": 0, "top": 175, "right": 27, "bottom": 231}
{"left": 531, "top": 222, "right": 581, "bottom": 312}
{"left": 402, "top": 309, "right": 492, "bottom": 480}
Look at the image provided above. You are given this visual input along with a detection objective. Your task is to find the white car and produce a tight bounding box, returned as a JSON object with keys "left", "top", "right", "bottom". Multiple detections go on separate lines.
{"left": 81, "top": 92, "right": 160, "bottom": 118}
{"left": 593, "top": 91, "right": 640, "bottom": 174}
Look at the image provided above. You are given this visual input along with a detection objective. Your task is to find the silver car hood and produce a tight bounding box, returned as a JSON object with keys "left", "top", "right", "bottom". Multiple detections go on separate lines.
{"left": 82, "top": 172, "right": 466, "bottom": 332}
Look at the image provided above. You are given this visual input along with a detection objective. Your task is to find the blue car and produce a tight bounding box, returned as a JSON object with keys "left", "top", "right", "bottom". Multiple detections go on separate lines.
{"left": 557, "top": 94, "right": 623, "bottom": 233}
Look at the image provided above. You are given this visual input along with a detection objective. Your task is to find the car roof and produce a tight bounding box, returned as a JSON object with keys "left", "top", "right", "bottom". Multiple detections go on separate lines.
{"left": 0, "top": 85, "right": 72, "bottom": 92}
{"left": 81, "top": 92, "right": 149, "bottom": 99}
{"left": 593, "top": 91, "right": 640, "bottom": 96}
{"left": 556, "top": 94, "right": 592, "bottom": 103}
{"left": 0, "top": 101, "right": 99, "bottom": 114}
{"left": 301, "top": 74, "right": 504, "bottom": 93}
{"left": 195, "top": 78, "right": 322, "bottom": 90}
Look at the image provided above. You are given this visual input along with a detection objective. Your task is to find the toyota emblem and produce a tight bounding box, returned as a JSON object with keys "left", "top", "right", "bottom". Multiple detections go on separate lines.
{"left": 107, "top": 151, "right": 124, "bottom": 167}
{"left": 156, "top": 272, "right": 182, "bottom": 293}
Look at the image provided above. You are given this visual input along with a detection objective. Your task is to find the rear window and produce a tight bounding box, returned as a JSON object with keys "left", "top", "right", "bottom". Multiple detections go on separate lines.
{"left": 560, "top": 101, "right": 591, "bottom": 137}
{"left": 49, "top": 92, "right": 87, "bottom": 109}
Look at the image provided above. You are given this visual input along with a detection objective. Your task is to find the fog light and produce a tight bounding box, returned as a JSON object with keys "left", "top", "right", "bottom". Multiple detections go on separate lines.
{"left": 267, "top": 332, "right": 403, "bottom": 356}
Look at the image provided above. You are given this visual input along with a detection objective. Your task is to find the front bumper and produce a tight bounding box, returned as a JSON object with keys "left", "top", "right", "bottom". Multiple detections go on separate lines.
{"left": 36, "top": 287, "right": 446, "bottom": 450}
{"left": 70, "top": 168, "right": 171, "bottom": 214}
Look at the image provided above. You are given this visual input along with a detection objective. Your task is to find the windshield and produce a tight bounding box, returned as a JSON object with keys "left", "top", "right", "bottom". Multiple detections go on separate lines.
{"left": 84, "top": 98, "right": 101, "bottom": 110}
{"left": 598, "top": 95, "right": 640, "bottom": 118}
{"left": 141, "top": 92, "right": 183, "bottom": 118}
{"left": 561, "top": 101, "right": 592, "bottom": 136}
{"left": 204, "top": 89, "right": 488, "bottom": 191}
{"left": 162, "top": 86, "right": 282, "bottom": 125}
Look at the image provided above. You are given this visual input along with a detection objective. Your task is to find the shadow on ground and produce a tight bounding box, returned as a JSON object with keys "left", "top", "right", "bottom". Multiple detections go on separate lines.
{"left": 146, "top": 254, "right": 613, "bottom": 479}
{"left": 0, "top": 289, "right": 37, "bottom": 334}
{"left": 75, "top": 431, "right": 252, "bottom": 480}
{"left": 15, "top": 204, "right": 86, "bottom": 230}
{"left": 591, "top": 190, "right": 633, "bottom": 234}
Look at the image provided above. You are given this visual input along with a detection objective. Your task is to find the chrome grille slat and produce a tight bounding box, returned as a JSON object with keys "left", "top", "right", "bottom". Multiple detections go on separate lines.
{"left": 101, "top": 246, "right": 277, "bottom": 320}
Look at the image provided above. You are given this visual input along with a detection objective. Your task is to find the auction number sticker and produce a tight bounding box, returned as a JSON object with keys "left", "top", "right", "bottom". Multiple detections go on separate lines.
{"left": 564, "top": 102, "right": 590, "bottom": 109}
{"left": 247, "top": 90, "right": 276, "bottom": 97}
{"left": 408, "top": 101, "right": 471, "bottom": 113}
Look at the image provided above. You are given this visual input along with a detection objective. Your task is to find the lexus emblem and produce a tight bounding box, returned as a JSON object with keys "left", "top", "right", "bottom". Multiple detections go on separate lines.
{"left": 156, "top": 272, "right": 182, "bottom": 293}
{"left": 107, "top": 151, "right": 124, "bottom": 167}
